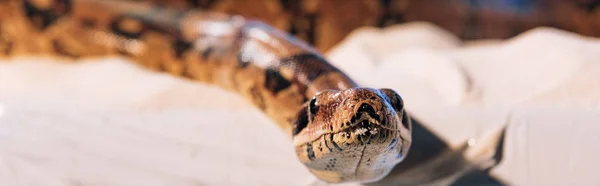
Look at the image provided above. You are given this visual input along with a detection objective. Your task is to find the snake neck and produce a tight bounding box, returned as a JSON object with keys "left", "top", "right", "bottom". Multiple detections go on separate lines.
{"left": 0, "top": 0, "right": 358, "bottom": 134}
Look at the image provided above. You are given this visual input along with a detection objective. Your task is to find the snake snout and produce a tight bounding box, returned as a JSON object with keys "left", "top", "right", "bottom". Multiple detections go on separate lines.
{"left": 293, "top": 88, "right": 412, "bottom": 183}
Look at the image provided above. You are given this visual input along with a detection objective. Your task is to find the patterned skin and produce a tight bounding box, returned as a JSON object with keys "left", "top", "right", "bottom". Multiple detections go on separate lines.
{"left": 0, "top": 0, "right": 412, "bottom": 183}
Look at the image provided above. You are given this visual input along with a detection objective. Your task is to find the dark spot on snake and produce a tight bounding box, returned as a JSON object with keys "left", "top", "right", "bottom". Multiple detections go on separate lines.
{"left": 201, "top": 47, "right": 214, "bottom": 60}
{"left": 23, "top": 0, "right": 72, "bottom": 30}
{"left": 52, "top": 40, "right": 78, "bottom": 58}
{"left": 306, "top": 143, "right": 315, "bottom": 161}
{"left": 173, "top": 39, "right": 192, "bottom": 59}
{"left": 111, "top": 16, "right": 146, "bottom": 39}
{"left": 388, "top": 138, "right": 398, "bottom": 150}
{"left": 330, "top": 134, "right": 343, "bottom": 151}
{"left": 188, "top": 0, "right": 217, "bottom": 9}
{"left": 401, "top": 111, "right": 410, "bottom": 130}
{"left": 329, "top": 125, "right": 333, "bottom": 131}
{"left": 357, "top": 135, "right": 364, "bottom": 145}
{"left": 350, "top": 112, "right": 361, "bottom": 124}
{"left": 381, "top": 129, "right": 388, "bottom": 140}
{"left": 397, "top": 148, "right": 404, "bottom": 159}
{"left": 80, "top": 18, "right": 96, "bottom": 28}
{"left": 292, "top": 106, "right": 309, "bottom": 136}
{"left": 282, "top": 0, "right": 318, "bottom": 45}
{"left": 357, "top": 103, "right": 379, "bottom": 121}
{"left": 264, "top": 68, "right": 291, "bottom": 95}
{"left": 323, "top": 134, "right": 334, "bottom": 152}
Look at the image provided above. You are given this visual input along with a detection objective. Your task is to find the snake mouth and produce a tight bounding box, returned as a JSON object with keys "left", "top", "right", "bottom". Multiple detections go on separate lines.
{"left": 335, "top": 116, "right": 399, "bottom": 145}
{"left": 338, "top": 118, "right": 380, "bottom": 138}
{"left": 336, "top": 105, "right": 400, "bottom": 136}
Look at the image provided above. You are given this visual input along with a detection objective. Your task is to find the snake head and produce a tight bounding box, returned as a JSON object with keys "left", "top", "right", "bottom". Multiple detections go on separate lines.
{"left": 292, "top": 88, "right": 412, "bottom": 183}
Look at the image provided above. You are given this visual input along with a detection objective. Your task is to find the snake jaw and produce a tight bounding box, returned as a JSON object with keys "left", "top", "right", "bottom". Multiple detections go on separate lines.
{"left": 292, "top": 88, "right": 412, "bottom": 183}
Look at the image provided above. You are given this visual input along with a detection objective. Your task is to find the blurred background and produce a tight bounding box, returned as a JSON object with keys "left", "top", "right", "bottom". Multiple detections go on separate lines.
{"left": 1, "top": 0, "right": 600, "bottom": 186}
{"left": 151, "top": 0, "right": 600, "bottom": 51}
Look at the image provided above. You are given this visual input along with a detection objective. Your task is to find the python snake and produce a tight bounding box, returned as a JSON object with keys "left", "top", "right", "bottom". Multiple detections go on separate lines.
{"left": 0, "top": 0, "right": 412, "bottom": 183}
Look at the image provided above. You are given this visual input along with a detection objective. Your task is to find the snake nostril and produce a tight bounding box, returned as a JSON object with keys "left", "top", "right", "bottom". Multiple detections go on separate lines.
{"left": 380, "top": 89, "right": 404, "bottom": 111}
{"left": 357, "top": 103, "right": 378, "bottom": 121}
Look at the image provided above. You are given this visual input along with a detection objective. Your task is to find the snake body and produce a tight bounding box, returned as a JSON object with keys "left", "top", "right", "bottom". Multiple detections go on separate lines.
{"left": 0, "top": 0, "right": 412, "bottom": 183}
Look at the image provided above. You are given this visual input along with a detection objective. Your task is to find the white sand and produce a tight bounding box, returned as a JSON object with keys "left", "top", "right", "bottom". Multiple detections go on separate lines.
{"left": 1, "top": 24, "right": 600, "bottom": 185}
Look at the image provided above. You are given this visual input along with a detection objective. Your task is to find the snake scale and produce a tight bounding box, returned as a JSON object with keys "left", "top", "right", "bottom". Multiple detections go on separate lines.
{"left": 0, "top": 0, "right": 412, "bottom": 183}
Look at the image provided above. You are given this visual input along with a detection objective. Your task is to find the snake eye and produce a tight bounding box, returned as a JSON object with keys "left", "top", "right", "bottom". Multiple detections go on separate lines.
{"left": 380, "top": 88, "right": 410, "bottom": 130}
{"left": 308, "top": 97, "right": 319, "bottom": 120}
{"left": 308, "top": 97, "right": 319, "bottom": 115}
{"left": 380, "top": 88, "right": 404, "bottom": 111}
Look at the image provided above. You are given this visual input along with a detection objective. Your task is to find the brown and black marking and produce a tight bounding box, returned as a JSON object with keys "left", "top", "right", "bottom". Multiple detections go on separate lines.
{"left": 264, "top": 68, "right": 292, "bottom": 95}
{"left": 292, "top": 104, "right": 309, "bottom": 136}
{"left": 110, "top": 15, "right": 147, "bottom": 40}
{"left": 326, "top": 133, "right": 343, "bottom": 152}
{"left": 23, "top": 0, "right": 72, "bottom": 30}
{"left": 277, "top": 53, "right": 354, "bottom": 101}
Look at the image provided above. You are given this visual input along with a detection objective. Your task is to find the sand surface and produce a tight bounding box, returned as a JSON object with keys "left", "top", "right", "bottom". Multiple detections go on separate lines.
{"left": 1, "top": 23, "right": 600, "bottom": 185}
